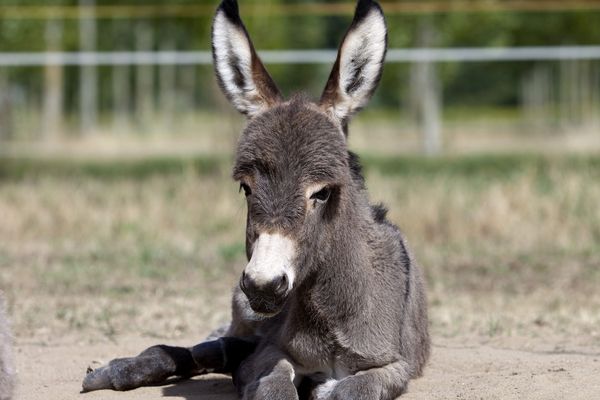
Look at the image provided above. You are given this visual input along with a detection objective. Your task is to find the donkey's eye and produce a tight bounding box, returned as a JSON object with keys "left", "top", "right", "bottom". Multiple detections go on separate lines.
{"left": 310, "top": 187, "right": 331, "bottom": 203}
{"left": 239, "top": 183, "right": 252, "bottom": 196}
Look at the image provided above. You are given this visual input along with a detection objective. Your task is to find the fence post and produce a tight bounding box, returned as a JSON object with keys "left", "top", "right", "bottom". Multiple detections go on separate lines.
{"left": 79, "top": 0, "right": 97, "bottom": 135}
{"left": 592, "top": 62, "right": 600, "bottom": 128}
{"left": 522, "top": 65, "right": 553, "bottom": 130}
{"left": 135, "top": 22, "right": 154, "bottom": 130}
{"left": 411, "top": 19, "right": 442, "bottom": 156}
{"left": 421, "top": 60, "right": 442, "bottom": 156}
{"left": 43, "top": 19, "right": 64, "bottom": 139}
{"left": 112, "top": 60, "right": 130, "bottom": 134}
{"left": 180, "top": 65, "right": 196, "bottom": 113}
{"left": 159, "top": 36, "right": 176, "bottom": 130}
{"left": 0, "top": 72, "right": 12, "bottom": 140}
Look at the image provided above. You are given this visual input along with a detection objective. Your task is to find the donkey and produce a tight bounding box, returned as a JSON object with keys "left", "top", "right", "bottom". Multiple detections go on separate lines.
{"left": 82, "top": 0, "right": 430, "bottom": 398}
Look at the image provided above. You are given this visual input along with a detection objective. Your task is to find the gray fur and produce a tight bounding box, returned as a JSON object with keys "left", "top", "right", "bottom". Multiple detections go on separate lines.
{"left": 226, "top": 97, "right": 430, "bottom": 399}
{"left": 82, "top": 0, "right": 429, "bottom": 398}
{"left": 0, "top": 293, "right": 15, "bottom": 400}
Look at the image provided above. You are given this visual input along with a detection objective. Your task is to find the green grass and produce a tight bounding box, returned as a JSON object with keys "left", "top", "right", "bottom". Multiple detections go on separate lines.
{"left": 2, "top": 152, "right": 600, "bottom": 181}
{"left": 361, "top": 153, "right": 600, "bottom": 178}
{"left": 0, "top": 154, "right": 227, "bottom": 181}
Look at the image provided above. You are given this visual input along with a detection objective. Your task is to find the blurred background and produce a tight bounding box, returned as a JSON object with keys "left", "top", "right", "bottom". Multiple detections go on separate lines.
{"left": 1, "top": 0, "right": 600, "bottom": 155}
{"left": 0, "top": 1, "right": 599, "bottom": 347}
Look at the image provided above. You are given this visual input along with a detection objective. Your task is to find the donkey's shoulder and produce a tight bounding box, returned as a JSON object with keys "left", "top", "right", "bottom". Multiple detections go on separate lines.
{"left": 367, "top": 203, "right": 412, "bottom": 273}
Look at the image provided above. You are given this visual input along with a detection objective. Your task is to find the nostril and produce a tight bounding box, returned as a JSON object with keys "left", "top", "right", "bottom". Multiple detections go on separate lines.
{"left": 240, "top": 271, "right": 250, "bottom": 293}
{"left": 274, "top": 274, "right": 288, "bottom": 295}
{"left": 281, "top": 274, "right": 288, "bottom": 288}
{"left": 240, "top": 272, "right": 290, "bottom": 300}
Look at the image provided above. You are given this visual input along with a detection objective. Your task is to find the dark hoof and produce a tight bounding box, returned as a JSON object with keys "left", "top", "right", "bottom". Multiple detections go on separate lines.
{"left": 82, "top": 365, "right": 114, "bottom": 392}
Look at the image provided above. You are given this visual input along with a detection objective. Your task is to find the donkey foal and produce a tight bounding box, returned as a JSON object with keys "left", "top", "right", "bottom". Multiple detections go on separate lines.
{"left": 82, "top": 0, "right": 430, "bottom": 398}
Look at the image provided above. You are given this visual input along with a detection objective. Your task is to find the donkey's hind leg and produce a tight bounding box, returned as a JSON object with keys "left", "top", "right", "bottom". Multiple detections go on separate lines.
{"left": 82, "top": 336, "right": 258, "bottom": 392}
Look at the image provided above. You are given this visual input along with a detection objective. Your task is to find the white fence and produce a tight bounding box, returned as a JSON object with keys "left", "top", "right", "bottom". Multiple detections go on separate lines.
{"left": 0, "top": 47, "right": 599, "bottom": 154}
{"left": 1, "top": 46, "right": 600, "bottom": 66}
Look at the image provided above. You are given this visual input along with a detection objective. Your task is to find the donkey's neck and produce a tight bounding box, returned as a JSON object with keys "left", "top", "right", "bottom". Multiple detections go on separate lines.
{"left": 302, "top": 197, "right": 374, "bottom": 325}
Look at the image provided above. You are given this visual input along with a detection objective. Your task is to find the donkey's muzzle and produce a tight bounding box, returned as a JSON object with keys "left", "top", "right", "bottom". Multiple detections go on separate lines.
{"left": 240, "top": 272, "right": 290, "bottom": 314}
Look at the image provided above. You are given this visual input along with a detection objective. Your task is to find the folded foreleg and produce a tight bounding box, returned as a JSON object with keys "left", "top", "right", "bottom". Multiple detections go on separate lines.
{"left": 313, "top": 359, "right": 411, "bottom": 400}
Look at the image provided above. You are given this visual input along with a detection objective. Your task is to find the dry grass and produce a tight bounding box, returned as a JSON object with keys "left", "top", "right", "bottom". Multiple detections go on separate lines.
{"left": 0, "top": 170, "right": 244, "bottom": 343}
{"left": 370, "top": 163, "right": 600, "bottom": 343}
{"left": 0, "top": 155, "right": 599, "bottom": 346}
{"left": 3, "top": 110, "right": 600, "bottom": 159}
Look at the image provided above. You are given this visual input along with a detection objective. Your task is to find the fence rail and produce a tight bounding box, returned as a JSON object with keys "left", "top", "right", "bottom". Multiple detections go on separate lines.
{"left": 2, "top": 46, "right": 600, "bottom": 66}
{"left": 3, "top": 1, "right": 600, "bottom": 19}
{"left": 0, "top": 47, "right": 598, "bottom": 155}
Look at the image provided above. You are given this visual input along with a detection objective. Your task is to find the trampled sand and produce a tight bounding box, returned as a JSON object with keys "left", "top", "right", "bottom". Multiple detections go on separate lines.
{"left": 15, "top": 336, "right": 600, "bottom": 400}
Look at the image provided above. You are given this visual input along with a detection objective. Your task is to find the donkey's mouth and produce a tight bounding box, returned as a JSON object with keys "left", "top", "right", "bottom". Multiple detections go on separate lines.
{"left": 245, "top": 293, "right": 288, "bottom": 316}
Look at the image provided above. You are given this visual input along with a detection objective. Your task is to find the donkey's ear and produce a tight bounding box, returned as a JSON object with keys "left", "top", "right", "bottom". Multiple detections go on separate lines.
{"left": 212, "top": 0, "right": 283, "bottom": 117}
{"left": 319, "top": 0, "right": 387, "bottom": 129}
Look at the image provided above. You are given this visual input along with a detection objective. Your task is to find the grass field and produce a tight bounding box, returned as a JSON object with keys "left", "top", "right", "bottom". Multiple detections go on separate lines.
{"left": 1, "top": 153, "right": 599, "bottom": 347}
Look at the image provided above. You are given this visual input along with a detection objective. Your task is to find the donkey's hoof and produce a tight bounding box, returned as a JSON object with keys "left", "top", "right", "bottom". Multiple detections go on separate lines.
{"left": 82, "top": 365, "right": 114, "bottom": 392}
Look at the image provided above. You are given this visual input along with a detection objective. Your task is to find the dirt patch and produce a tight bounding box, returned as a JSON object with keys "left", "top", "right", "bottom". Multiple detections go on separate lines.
{"left": 14, "top": 336, "right": 600, "bottom": 400}
{"left": 405, "top": 339, "right": 600, "bottom": 400}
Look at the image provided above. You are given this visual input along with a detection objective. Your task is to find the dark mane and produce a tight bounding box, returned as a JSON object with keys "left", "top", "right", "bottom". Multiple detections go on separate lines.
{"left": 371, "top": 203, "right": 389, "bottom": 222}
{"left": 347, "top": 151, "right": 365, "bottom": 189}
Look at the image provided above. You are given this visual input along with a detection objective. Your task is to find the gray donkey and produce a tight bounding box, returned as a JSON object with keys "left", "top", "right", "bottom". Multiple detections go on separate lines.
{"left": 82, "top": 0, "right": 430, "bottom": 398}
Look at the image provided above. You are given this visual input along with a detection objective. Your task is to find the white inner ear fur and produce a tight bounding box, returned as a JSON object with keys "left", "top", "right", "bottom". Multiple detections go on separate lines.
{"left": 244, "top": 233, "right": 296, "bottom": 288}
{"left": 213, "top": 12, "right": 265, "bottom": 116}
{"left": 331, "top": 10, "right": 386, "bottom": 122}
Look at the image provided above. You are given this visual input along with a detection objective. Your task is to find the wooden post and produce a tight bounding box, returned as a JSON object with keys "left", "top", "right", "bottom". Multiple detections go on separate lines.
{"left": 159, "top": 36, "right": 176, "bottom": 130}
{"left": 0, "top": 72, "right": 12, "bottom": 141}
{"left": 43, "top": 19, "right": 64, "bottom": 140}
{"left": 112, "top": 60, "right": 130, "bottom": 134}
{"left": 111, "top": 21, "right": 130, "bottom": 134}
{"left": 411, "top": 19, "right": 442, "bottom": 155}
{"left": 79, "top": 0, "right": 97, "bottom": 135}
{"left": 135, "top": 22, "right": 154, "bottom": 130}
{"left": 522, "top": 65, "right": 553, "bottom": 130}
{"left": 180, "top": 65, "right": 196, "bottom": 112}
{"left": 591, "top": 62, "right": 600, "bottom": 128}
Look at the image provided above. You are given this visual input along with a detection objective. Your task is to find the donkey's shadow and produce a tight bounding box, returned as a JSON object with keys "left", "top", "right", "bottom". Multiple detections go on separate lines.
{"left": 161, "top": 374, "right": 237, "bottom": 400}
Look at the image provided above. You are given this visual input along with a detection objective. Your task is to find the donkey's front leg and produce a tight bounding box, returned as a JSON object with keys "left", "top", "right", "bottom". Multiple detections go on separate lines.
{"left": 314, "top": 359, "right": 411, "bottom": 400}
{"left": 82, "top": 344, "right": 197, "bottom": 392}
{"left": 82, "top": 337, "right": 257, "bottom": 392}
{"left": 236, "top": 346, "right": 299, "bottom": 400}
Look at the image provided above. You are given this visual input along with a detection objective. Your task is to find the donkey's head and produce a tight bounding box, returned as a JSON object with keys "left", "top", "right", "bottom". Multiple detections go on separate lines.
{"left": 212, "top": 0, "right": 387, "bottom": 316}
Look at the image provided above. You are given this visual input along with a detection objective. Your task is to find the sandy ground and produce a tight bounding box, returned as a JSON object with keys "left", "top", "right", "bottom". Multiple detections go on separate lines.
{"left": 14, "top": 336, "right": 600, "bottom": 400}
